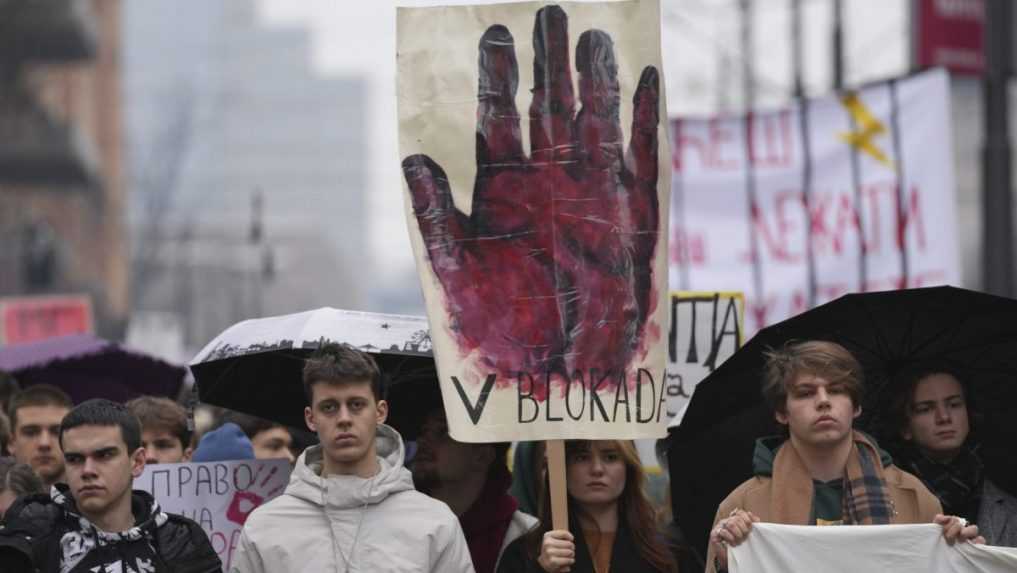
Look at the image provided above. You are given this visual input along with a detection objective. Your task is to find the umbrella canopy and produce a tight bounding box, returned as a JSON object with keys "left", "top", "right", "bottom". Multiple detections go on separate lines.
{"left": 383, "top": 362, "right": 445, "bottom": 442}
{"left": 190, "top": 308, "right": 437, "bottom": 433}
{"left": 0, "top": 333, "right": 187, "bottom": 403}
{"left": 668, "top": 286, "right": 1017, "bottom": 558}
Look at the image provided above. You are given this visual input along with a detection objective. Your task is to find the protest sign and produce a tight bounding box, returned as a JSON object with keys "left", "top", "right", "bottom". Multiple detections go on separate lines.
{"left": 669, "top": 69, "right": 960, "bottom": 335}
{"left": 135, "top": 459, "right": 291, "bottom": 570}
{"left": 398, "top": 0, "right": 671, "bottom": 443}
{"left": 665, "top": 291, "right": 743, "bottom": 427}
{"left": 0, "top": 294, "right": 92, "bottom": 345}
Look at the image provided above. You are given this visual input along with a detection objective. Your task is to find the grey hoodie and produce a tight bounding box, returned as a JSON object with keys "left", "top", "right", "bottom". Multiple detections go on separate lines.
{"left": 231, "top": 424, "right": 474, "bottom": 573}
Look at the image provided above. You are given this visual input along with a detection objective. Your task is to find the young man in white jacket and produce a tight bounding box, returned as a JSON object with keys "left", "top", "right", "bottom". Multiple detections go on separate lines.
{"left": 232, "top": 344, "right": 474, "bottom": 572}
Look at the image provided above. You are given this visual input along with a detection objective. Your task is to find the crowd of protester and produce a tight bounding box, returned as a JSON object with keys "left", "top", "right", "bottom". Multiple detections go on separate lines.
{"left": 0, "top": 340, "right": 1010, "bottom": 572}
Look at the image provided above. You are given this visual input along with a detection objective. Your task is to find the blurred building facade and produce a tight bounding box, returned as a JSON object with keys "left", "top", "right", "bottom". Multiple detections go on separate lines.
{"left": 124, "top": 0, "right": 368, "bottom": 356}
{"left": 0, "top": 0, "right": 128, "bottom": 342}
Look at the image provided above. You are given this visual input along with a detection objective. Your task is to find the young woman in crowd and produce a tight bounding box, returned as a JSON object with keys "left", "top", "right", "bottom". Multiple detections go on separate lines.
{"left": 888, "top": 368, "right": 1017, "bottom": 547}
{"left": 498, "top": 440, "right": 698, "bottom": 573}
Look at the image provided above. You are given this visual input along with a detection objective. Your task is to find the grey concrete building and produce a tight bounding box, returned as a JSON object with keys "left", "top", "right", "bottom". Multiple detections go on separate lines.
{"left": 124, "top": 0, "right": 368, "bottom": 353}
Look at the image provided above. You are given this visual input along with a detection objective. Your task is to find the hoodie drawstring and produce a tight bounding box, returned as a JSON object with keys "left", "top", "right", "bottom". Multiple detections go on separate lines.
{"left": 323, "top": 474, "right": 376, "bottom": 573}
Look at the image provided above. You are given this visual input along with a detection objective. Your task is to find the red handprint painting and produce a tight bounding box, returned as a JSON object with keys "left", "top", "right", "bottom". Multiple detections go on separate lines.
{"left": 398, "top": 0, "right": 670, "bottom": 441}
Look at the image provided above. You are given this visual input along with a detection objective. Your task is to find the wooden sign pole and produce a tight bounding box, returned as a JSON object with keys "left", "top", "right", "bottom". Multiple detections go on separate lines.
{"left": 546, "top": 439, "right": 569, "bottom": 531}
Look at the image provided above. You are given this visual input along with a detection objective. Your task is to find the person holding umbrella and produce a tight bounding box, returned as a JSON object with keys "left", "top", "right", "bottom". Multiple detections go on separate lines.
{"left": 233, "top": 343, "right": 473, "bottom": 572}
{"left": 887, "top": 368, "right": 1017, "bottom": 547}
{"left": 705, "top": 341, "right": 981, "bottom": 573}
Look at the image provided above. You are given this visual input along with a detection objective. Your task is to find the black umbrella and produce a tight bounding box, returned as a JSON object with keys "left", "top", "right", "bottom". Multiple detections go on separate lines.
{"left": 190, "top": 308, "right": 437, "bottom": 433}
{"left": 668, "top": 286, "right": 1017, "bottom": 558}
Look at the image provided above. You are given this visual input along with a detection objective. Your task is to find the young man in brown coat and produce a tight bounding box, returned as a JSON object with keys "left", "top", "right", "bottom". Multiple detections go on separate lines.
{"left": 706, "top": 341, "right": 981, "bottom": 573}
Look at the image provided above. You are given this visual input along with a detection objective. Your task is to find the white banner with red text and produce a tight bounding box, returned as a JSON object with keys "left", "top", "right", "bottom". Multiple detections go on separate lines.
{"left": 669, "top": 69, "right": 960, "bottom": 335}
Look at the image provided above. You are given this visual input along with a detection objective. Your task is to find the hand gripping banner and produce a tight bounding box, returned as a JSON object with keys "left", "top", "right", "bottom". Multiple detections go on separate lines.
{"left": 398, "top": 0, "right": 671, "bottom": 442}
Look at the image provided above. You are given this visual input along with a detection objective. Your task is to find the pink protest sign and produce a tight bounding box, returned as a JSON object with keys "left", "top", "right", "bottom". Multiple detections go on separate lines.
{"left": 135, "top": 459, "right": 291, "bottom": 570}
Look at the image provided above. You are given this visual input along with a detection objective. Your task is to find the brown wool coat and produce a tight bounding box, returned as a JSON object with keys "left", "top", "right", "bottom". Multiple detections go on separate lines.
{"left": 704, "top": 439, "right": 943, "bottom": 573}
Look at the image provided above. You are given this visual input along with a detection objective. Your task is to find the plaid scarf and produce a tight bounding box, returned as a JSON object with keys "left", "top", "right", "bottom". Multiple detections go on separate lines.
{"left": 771, "top": 432, "right": 894, "bottom": 525}
{"left": 901, "top": 444, "right": 984, "bottom": 521}
{"left": 841, "top": 435, "right": 894, "bottom": 524}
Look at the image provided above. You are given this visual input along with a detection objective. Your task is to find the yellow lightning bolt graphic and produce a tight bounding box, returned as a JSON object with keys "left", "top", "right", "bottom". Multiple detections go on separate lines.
{"left": 838, "top": 93, "right": 895, "bottom": 170}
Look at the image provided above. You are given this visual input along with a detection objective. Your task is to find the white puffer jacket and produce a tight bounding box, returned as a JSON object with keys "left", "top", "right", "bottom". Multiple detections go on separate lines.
{"left": 232, "top": 424, "right": 474, "bottom": 572}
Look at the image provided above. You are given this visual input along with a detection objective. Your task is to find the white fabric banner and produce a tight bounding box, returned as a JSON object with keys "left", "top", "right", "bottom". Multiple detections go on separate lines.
{"left": 730, "top": 523, "right": 1017, "bottom": 573}
{"left": 669, "top": 69, "right": 960, "bottom": 334}
{"left": 134, "top": 459, "right": 291, "bottom": 571}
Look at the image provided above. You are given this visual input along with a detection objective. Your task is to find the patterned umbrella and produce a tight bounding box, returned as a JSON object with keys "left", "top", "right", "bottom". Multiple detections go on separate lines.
{"left": 190, "top": 308, "right": 436, "bottom": 433}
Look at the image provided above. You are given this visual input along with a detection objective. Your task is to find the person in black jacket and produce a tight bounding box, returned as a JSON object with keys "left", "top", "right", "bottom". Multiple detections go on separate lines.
{"left": 498, "top": 440, "right": 699, "bottom": 573}
{"left": 0, "top": 399, "right": 221, "bottom": 573}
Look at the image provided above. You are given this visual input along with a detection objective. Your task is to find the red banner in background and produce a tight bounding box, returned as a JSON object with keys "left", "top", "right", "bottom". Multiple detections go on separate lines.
{"left": 914, "top": 0, "right": 984, "bottom": 76}
{"left": 0, "top": 295, "right": 93, "bottom": 345}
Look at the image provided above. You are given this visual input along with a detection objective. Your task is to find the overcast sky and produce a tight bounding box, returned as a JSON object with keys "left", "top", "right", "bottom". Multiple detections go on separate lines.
{"left": 256, "top": 0, "right": 909, "bottom": 284}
